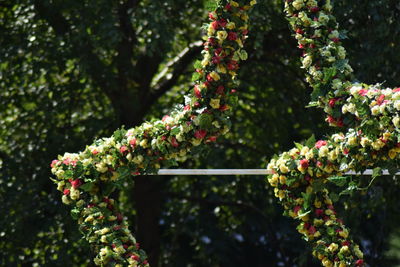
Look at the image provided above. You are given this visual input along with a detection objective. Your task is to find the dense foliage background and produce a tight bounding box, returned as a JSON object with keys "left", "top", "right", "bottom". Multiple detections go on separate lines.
{"left": 1, "top": 0, "right": 400, "bottom": 266}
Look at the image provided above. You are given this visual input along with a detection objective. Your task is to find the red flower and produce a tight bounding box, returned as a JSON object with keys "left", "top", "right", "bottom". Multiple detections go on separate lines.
{"left": 376, "top": 94, "right": 385, "bottom": 105}
{"left": 170, "top": 137, "right": 179, "bottom": 148}
{"left": 343, "top": 148, "right": 349, "bottom": 155}
{"left": 299, "top": 159, "right": 309, "bottom": 168}
{"left": 218, "top": 18, "right": 227, "bottom": 28}
{"left": 315, "top": 140, "right": 327, "bottom": 149}
{"left": 394, "top": 88, "right": 400, "bottom": 92}
{"left": 184, "top": 105, "right": 191, "bottom": 111}
{"left": 295, "top": 28, "right": 304, "bottom": 34}
{"left": 225, "top": 3, "right": 231, "bottom": 10}
{"left": 208, "top": 136, "right": 217, "bottom": 142}
{"left": 208, "top": 12, "right": 217, "bottom": 20}
{"left": 328, "top": 98, "right": 339, "bottom": 107}
{"left": 70, "top": 179, "right": 82, "bottom": 189}
{"left": 194, "top": 85, "right": 202, "bottom": 98}
{"left": 206, "top": 74, "right": 213, "bottom": 82}
{"left": 227, "top": 60, "right": 238, "bottom": 70}
{"left": 212, "top": 56, "right": 221, "bottom": 64}
{"left": 228, "top": 31, "right": 237, "bottom": 41}
{"left": 131, "top": 255, "right": 140, "bottom": 261}
{"left": 342, "top": 240, "right": 351, "bottom": 246}
{"left": 194, "top": 130, "right": 207, "bottom": 139}
{"left": 293, "top": 206, "right": 301, "bottom": 214}
{"left": 308, "top": 226, "right": 316, "bottom": 235}
{"left": 63, "top": 189, "right": 70, "bottom": 195}
{"left": 211, "top": 21, "right": 219, "bottom": 30}
{"left": 214, "top": 47, "right": 223, "bottom": 56}
{"left": 219, "top": 104, "right": 230, "bottom": 111}
{"left": 331, "top": 37, "right": 340, "bottom": 43}
{"left": 315, "top": 209, "right": 324, "bottom": 217}
{"left": 242, "top": 29, "right": 248, "bottom": 35}
{"left": 310, "top": 6, "right": 319, "bottom": 12}
{"left": 216, "top": 85, "right": 225, "bottom": 95}
{"left": 355, "top": 259, "right": 364, "bottom": 266}
{"left": 358, "top": 89, "right": 368, "bottom": 96}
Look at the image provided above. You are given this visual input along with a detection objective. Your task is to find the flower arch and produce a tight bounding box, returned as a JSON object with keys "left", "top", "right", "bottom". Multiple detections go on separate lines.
{"left": 267, "top": 1, "right": 400, "bottom": 266}
{"left": 50, "top": 0, "right": 255, "bottom": 266}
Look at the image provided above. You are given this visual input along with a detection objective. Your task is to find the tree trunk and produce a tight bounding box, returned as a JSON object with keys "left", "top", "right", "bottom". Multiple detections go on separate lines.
{"left": 133, "top": 175, "right": 163, "bottom": 267}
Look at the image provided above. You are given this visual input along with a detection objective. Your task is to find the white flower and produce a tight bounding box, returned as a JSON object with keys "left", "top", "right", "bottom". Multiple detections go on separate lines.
{"left": 393, "top": 116, "right": 400, "bottom": 128}
{"left": 318, "top": 146, "right": 329, "bottom": 158}
{"left": 292, "top": 0, "right": 304, "bottom": 10}
{"left": 302, "top": 55, "right": 313, "bottom": 68}
{"left": 394, "top": 100, "right": 400, "bottom": 110}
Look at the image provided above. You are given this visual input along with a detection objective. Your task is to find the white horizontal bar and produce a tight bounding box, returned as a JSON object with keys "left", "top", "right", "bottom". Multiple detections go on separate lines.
{"left": 154, "top": 169, "right": 400, "bottom": 176}
{"left": 157, "top": 169, "right": 269, "bottom": 175}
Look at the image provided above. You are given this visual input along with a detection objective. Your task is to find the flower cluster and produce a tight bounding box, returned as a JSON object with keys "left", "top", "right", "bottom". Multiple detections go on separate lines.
{"left": 51, "top": 1, "right": 255, "bottom": 266}
{"left": 267, "top": 1, "right": 400, "bottom": 266}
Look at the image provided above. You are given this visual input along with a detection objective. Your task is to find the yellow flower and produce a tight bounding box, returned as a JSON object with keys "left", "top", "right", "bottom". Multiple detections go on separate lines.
{"left": 279, "top": 164, "right": 289, "bottom": 173}
{"left": 250, "top": 0, "right": 257, "bottom": 6}
{"left": 210, "top": 71, "right": 220, "bottom": 81}
{"left": 217, "top": 64, "right": 227, "bottom": 73}
{"left": 230, "top": 1, "right": 239, "bottom": 7}
{"left": 217, "top": 31, "right": 228, "bottom": 41}
{"left": 210, "top": 98, "right": 220, "bottom": 109}
{"left": 226, "top": 22, "right": 235, "bottom": 30}
{"left": 327, "top": 243, "right": 338, "bottom": 252}
{"left": 338, "top": 228, "right": 349, "bottom": 239}
{"left": 389, "top": 149, "right": 397, "bottom": 159}
{"left": 279, "top": 175, "right": 287, "bottom": 185}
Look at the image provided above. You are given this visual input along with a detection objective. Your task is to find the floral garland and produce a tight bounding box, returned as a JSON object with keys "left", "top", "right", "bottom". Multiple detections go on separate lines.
{"left": 50, "top": 1, "right": 256, "bottom": 266}
{"left": 267, "top": 1, "right": 400, "bottom": 267}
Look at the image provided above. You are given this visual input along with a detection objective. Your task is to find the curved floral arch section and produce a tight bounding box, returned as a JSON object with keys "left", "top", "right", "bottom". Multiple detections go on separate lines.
{"left": 268, "top": 1, "right": 400, "bottom": 266}
{"left": 50, "top": 1, "right": 255, "bottom": 266}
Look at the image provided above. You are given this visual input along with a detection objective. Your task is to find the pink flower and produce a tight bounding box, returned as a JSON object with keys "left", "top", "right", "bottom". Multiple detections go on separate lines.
{"left": 63, "top": 189, "right": 70, "bottom": 195}
{"left": 120, "top": 145, "right": 128, "bottom": 154}
{"left": 129, "top": 138, "right": 137, "bottom": 147}
{"left": 315, "top": 140, "right": 327, "bottom": 149}
{"left": 394, "top": 88, "right": 400, "bottom": 92}
{"left": 358, "top": 89, "right": 368, "bottom": 96}
{"left": 308, "top": 226, "right": 316, "bottom": 235}
{"left": 194, "top": 130, "right": 207, "bottom": 139}
{"left": 70, "top": 179, "right": 82, "bottom": 189}
{"left": 162, "top": 115, "right": 171, "bottom": 122}
{"left": 50, "top": 159, "right": 58, "bottom": 168}
{"left": 208, "top": 136, "right": 217, "bottom": 142}
{"left": 170, "top": 137, "right": 179, "bottom": 148}
{"left": 92, "top": 149, "right": 99, "bottom": 155}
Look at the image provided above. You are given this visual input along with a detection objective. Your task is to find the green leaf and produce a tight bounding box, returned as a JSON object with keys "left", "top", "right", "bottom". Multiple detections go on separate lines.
{"left": 329, "top": 192, "right": 339, "bottom": 202}
{"left": 71, "top": 208, "right": 80, "bottom": 220}
{"left": 204, "top": 0, "right": 220, "bottom": 10}
{"left": 372, "top": 167, "right": 382, "bottom": 179}
{"left": 80, "top": 182, "right": 95, "bottom": 192}
{"left": 192, "top": 72, "right": 201, "bottom": 82}
{"left": 198, "top": 113, "right": 213, "bottom": 129}
{"left": 193, "top": 60, "right": 202, "bottom": 69}
{"left": 305, "top": 135, "right": 316, "bottom": 148}
{"left": 327, "top": 176, "right": 348, "bottom": 187}
{"left": 170, "top": 127, "right": 181, "bottom": 136}
{"left": 294, "top": 142, "right": 303, "bottom": 150}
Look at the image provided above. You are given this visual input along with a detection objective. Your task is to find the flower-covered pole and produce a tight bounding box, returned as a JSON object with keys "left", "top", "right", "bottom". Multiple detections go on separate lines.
{"left": 50, "top": 0, "right": 256, "bottom": 266}
{"left": 267, "top": 1, "right": 400, "bottom": 266}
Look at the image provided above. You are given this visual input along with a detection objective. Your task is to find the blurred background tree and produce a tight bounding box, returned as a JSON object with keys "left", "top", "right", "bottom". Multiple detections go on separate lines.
{"left": 1, "top": 0, "right": 400, "bottom": 266}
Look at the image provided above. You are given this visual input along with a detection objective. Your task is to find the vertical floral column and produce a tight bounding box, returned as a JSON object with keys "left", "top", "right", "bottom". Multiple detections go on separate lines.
{"left": 267, "top": 1, "right": 400, "bottom": 266}
{"left": 50, "top": 0, "right": 256, "bottom": 266}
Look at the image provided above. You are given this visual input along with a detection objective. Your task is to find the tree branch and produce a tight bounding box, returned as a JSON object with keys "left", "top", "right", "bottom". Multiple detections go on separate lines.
{"left": 146, "top": 41, "right": 203, "bottom": 105}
